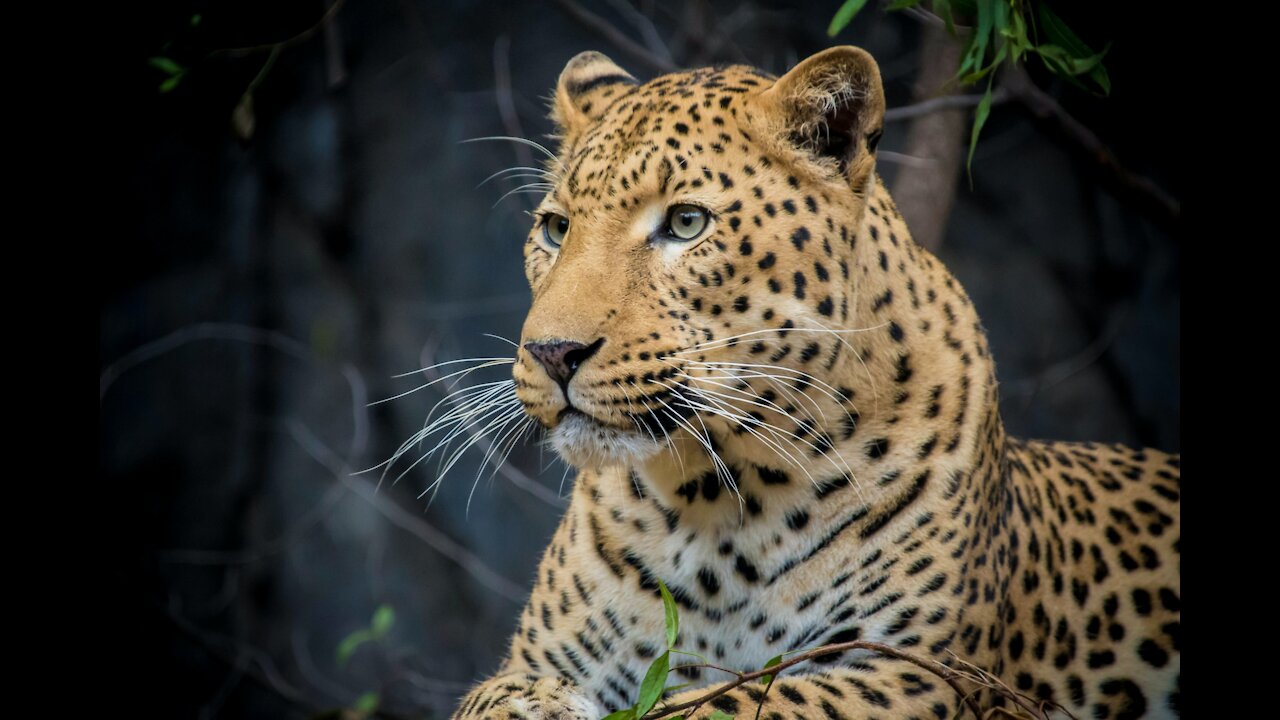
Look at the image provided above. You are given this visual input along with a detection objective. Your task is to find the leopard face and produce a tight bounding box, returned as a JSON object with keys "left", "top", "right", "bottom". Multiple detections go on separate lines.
{"left": 514, "top": 49, "right": 886, "bottom": 474}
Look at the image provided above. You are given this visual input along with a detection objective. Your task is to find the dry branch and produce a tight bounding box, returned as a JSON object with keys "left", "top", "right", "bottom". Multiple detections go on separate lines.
{"left": 1001, "top": 67, "right": 1180, "bottom": 225}
{"left": 642, "top": 639, "right": 1076, "bottom": 720}
{"left": 551, "top": 0, "right": 678, "bottom": 73}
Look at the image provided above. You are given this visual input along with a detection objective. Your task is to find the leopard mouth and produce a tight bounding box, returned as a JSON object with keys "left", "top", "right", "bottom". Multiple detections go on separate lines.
{"left": 548, "top": 409, "right": 664, "bottom": 470}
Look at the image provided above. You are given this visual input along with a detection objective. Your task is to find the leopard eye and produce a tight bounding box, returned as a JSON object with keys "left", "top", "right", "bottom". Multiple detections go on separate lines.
{"left": 543, "top": 214, "right": 570, "bottom": 247}
{"left": 666, "top": 204, "right": 709, "bottom": 241}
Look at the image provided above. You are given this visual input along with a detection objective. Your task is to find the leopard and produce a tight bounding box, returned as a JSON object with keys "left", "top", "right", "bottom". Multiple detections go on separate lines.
{"left": 449, "top": 47, "right": 1180, "bottom": 720}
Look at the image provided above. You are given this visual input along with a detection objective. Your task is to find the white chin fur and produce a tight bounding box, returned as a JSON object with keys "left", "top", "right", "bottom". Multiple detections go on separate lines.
{"left": 550, "top": 413, "right": 663, "bottom": 470}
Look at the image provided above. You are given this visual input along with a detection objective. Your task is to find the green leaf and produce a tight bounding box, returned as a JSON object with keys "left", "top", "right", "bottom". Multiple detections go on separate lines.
{"left": 636, "top": 651, "right": 670, "bottom": 716}
{"left": 159, "top": 74, "right": 183, "bottom": 93}
{"left": 353, "top": 692, "right": 380, "bottom": 713}
{"left": 1002, "top": 9, "right": 1032, "bottom": 64}
{"left": 190, "top": 13, "right": 202, "bottom": 27}
{"left": 707, "top": 712, "right": 736, "bottom": 720}
{"left": 827, "top": 0, "right": 870, "bottom": 38}
{"left": 886, "top": 0, "right": 922, "bottom": 10}
{"left": 956, "top": 0, "right": 996, "bottom": 81}
{"left": 760, "top": 654, "right": 783, "bottom": 685}
{"left": 371, "top": 604, "right": 396, "bottom": 638}
{"left": 1037, "top": 4, "right": 1095, "bottom": 58}
{"left": 336, "top": 629, "right": 373, "bottom": 666}
{"left": 1036, "top": 43, "right": 1108, "bottom": 77}
{"left": 148, "top": 56, "right": 184, "bottom": 76}
{"left": 670, "top": 648, "right": 710, "bottom": 663}
{"left": 601, "top": 710, "right": 636, "bottom": 720}
{"left": 966, "top": 81, "right": 995, "bottom": 176}
{"left": 933, "top": 0, "right": 956, "bottom": 35}
{"left": 659, "top": 580, "right": 679, "bottom": 649}
{"left": 1037, "top": 3, "right": 1111, "bottom": 94}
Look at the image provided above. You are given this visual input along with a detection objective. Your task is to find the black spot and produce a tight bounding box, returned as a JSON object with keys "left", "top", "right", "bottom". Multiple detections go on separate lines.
{"left": 1138, "top": 639, "right": 1169, "bottom": 668}
{"left": 867, "top": 438, "right": 890, "bottom": 459}
{"left": 697, "top": 567, "right": 721, "bottom": 596}
{"left": 1087, "top": 650, "right": 1115, "bottom": 668}
{"left": 758, "top": 466, "right": 790, "bottom": 485}
{"left": 786, "top": 509, "right": 810, "bottom": 530}
{"left": 699, "top": 470, "right": 721, "bottom": 502}
{"left": 566, "top": 73, "right": 637, "bottom": 95}
{"left": 675, "top": 479, "right": 698, "bottom": 503}
{"left": 710, "top": 695, "right": 740, "bottom": 714}
{"left": 791, "top": 227, "right": 810, "bottom": 249}
{"left": 1099, "top": 679, "right": 1147, "bottom": 720}
{"left": 778, "top": 684, "right": 806, "bottom": 705}
{"left": 1132, "top": 589, "right": 1153, "bottom": 616}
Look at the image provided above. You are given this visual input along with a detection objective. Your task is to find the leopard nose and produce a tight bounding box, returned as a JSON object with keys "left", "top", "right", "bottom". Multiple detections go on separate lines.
{"left": 524, "top": 338, "right": 604, "bottom": 390}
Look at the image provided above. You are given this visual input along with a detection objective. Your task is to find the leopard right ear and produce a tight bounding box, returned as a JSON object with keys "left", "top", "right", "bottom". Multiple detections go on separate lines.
{"left": 757, "top": 47, "right": 885, "bottom": 192}
{"left": 551, "top": 51, "right": 638, "bottom": 134}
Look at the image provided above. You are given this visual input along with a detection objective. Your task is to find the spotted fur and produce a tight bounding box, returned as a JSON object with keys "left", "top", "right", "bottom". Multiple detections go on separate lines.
{"left": 454, "top": 47, "right": 1180, "bottom": 720}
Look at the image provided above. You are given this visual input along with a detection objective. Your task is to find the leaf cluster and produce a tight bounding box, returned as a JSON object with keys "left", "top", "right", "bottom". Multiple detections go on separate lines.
{"left": 828, "top": 0, "right": 1111, "bottom": 170}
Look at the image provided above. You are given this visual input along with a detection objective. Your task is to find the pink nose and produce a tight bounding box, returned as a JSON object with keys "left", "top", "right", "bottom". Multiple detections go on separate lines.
{"left": 523, "top": 339, "right": 603, "bottom": 389}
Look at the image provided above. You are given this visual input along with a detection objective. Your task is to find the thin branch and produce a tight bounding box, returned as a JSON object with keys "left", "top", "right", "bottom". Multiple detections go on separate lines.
{"left": 876, "top": 150, "right": 937, "bottom": 168}
{"left": 287, "top": 420, "right": 529, "bottom": 603}
{"left": 1001, "top": 67, "right": 1180, "bottom": 224}
{"left": 102, "top": 321, "right": 528, "bottom": 602}
{"left": 945, "top": 653, "right": 1078, "bottom": 720}
{"left": 493, "top": 34, "right": 535, "bottom": 211}
{"left": 209, "top": 0, "right": 350, "bottom": 59}
{"left": 156, "top": 595, "right": 319, "bottom": 716}
{"left": 551, "top": 0, "right": 678, "bottom": 74}
{"left": 901, "top": 5, "right": 972, "bottom": 32}
{"left": 604, "top": 0, "right": 675, "bottom": 65}
{"left": 885, "top": 88, "right": 1010, "bottom": 123}
{"left": 99, "top": 322, "right": 369, "bottom": 462}
{"left": 157, "top": 480, "right": 348, "bottom": 565}
{"left": 641, "top": 640, "right": 985, "bottom": 720}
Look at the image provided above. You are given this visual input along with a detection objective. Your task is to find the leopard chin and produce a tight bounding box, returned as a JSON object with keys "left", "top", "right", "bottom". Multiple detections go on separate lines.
{"left": 548, "top": 412, "right": 664, "bottom": 470}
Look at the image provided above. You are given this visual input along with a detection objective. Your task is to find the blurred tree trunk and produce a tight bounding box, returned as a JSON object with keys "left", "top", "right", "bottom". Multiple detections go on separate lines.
{"left": 892, "top": 23, "right": 966, "bottom": 252}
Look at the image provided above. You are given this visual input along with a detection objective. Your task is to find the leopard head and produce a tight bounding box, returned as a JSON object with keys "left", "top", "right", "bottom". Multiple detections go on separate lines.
{"left": 514, "top": 47, "right": 889, "bottom": 472}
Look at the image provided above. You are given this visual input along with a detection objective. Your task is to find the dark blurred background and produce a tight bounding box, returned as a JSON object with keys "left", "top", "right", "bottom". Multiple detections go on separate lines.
{"left": 103, "top": 1, "right": 1179, "bottom": 717}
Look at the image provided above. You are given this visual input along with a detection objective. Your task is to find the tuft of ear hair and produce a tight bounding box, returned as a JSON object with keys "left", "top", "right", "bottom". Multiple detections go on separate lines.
{"left": 759, "top": 47, "right": 886, "bottom": 192}
{"left": 551, "top": 51, "right": 638, "bottom": 134}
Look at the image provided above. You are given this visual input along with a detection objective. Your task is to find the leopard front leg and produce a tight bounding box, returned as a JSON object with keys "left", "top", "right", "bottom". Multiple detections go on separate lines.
{"left": 453, "top": 672, "right": 605, "bottom": 720}
{"left": 660, "top": 659, "right": 971, "bottom": 720}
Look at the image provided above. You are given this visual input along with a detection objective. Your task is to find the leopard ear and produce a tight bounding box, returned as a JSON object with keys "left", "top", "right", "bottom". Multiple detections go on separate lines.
{"left": 759, "top": 46, "right": 886, "bottom": 190}
{"left": 552, "top": 51, "right": 638, "bottom": 133}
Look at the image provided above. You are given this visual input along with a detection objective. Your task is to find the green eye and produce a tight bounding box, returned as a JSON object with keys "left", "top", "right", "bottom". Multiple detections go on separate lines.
{"left": 543, "top": 214, "right": 569, "bottom": 247}
{"left": 667, "top": 204, "right": 709, "bottom": 241}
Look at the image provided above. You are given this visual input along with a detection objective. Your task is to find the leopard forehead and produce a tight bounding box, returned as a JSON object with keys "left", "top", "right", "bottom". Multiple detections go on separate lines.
{"left": 547, "top": 65, "right": 776, "bottom": 208}
{"left": 529, "top": 64, "right": 855, "bottom": 226}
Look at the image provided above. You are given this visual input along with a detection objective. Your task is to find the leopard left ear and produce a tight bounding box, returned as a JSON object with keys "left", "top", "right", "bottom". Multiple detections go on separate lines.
{"left": 759, "top": 46, "right": 886, "bottom": 191}
{"left": 551, "top": 51, "right": 638, "bottom": 134}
